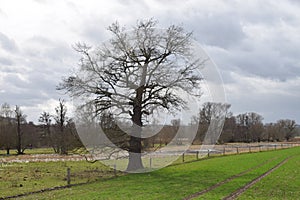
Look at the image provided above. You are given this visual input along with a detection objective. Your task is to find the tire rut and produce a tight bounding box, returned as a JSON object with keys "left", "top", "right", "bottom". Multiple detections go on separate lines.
{"left": 222, "top": 156, "right": 291, "bottom": 200}
{"left": 183, "top": 157, "right": 277, "bottom": 200}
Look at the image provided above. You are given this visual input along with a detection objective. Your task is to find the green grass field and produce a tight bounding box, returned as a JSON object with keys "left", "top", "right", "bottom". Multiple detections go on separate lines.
{"left": 2, "top": 147, "right": 296, "bottom": 200}
{"left": 238, "top": 153, "right": 300, "bottom": 200}
{"left": 0, "top": 160, "right": 117, "bottom": 198}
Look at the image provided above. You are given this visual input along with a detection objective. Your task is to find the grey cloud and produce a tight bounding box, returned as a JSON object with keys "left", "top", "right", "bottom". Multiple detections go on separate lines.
{"left": 0, "top": 70, "right": 61, "bottom": 108}
{"left": 239, "top": 4, "right": 281, "bottom": 25}
{"left": 25, "top": 36, "right": 75, "bottom": 59}
{"left": 22, "top": 36, "right": 77, "bottom": 74}
{"left": 80, "top": 22, "right": 109, "bottom": 45}
{"left": 203, "top": 24, "right": 300, "bottom": 81}
{"left": 189, "top": 13, "right": 245, "bottom": 48}
{"left": 26, "top": 70, "right": 62, "bottom": 94}
{"left": 3, "top": 73, "right": 30, "bottom": 89}
{"left": 170, "top": 1, "right": 300, "bottom": 81}
{"left": 77, "top": 0, "right": 153, "bottom": 44}
{"left": 288, "top": 0, "right": 300, "bottom": 6}
{"left": 225, "top": 41, "right": 300, "bottom": 80}
{"left": 141, "top": 7, "right": 245, "bottom": 49}
{"left": 152, "top": 9, "right": 245, "bottom": 49}
{"left": 0, "top": 90, "right": 51, "bottom": 107}
{"left": 0, "top": 57, "right": 14, "bottom": 66}
{"left": 0, "top": 32, "right": 18, "bottom": 52}
{"left": 0, "top": 36, "right": 75, "bottom": 112}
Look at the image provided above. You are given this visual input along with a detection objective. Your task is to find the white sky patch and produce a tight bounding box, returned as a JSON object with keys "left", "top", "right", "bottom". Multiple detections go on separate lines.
{"left": 0, "top": 0, "right": 78, "bottom": 42}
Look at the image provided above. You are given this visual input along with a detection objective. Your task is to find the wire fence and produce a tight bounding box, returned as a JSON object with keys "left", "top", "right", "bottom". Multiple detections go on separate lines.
{"left": 96, "top": 142, "right": 300, "bottom": 171}
{"left": 183, "top": 142, "right": 300, "bottom": 161}
{"left": 138, "top": 142, "right": 300, "bottom": 170}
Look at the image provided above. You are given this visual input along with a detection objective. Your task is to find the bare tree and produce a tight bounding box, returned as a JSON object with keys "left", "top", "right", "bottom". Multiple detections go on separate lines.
{"left": 277, "top": 119, "right": 297, "bottom": 141}
{"left": 264, "top": 123, "right": 281, "bottom": 142}
{"left": 236, "top": 112, "right": 263, "bottom": 142}
{"left": 59, "top": 19, "right": 203, "bottom": 171}
{"left": 54, "top": 99, "right": 68, "bottom": 154}
{"left": 219, "top": 115, "right": 236, "bottom": 143}
{"left": 248, "top": 112, "right": 264, "bottom": 142}
{"left": 194, "top": 102, "right": 231, "bottom": 144}
{"left": 39, "top": 103, "right": 82, "bottom": 154}
{"left": 0, "top": 103, "right": 16, "bottom": 155}
{"left": 0, "top": 103, "right": 13, "bottom": 117}
{"left": 39, "top": 111, "right": 55, "bottom": 151}
{"left": 15, "top": 105, "right": 27, "bottom": 154}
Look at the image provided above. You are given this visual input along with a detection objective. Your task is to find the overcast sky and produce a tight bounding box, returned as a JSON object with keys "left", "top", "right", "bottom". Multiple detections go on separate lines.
{"left": 0, "top": 0, "right": 299, "bottom": 124}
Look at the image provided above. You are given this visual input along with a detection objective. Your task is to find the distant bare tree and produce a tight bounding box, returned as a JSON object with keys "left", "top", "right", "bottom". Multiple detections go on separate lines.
{"left": 54, "top": 99, "right": 68, "bottom": 154}
{"left": 194, "top": 102, "right": 231, "bottom": 144}
{"left": 39, "top": 112, "right": 54, "bottom": 151}
{"left": 0, "top": 103, "right": 16, "bottom": 154}
{"left": 198, "top": 102, "right": 230, "bottom": 124}
{"left": 51, "top": 99, "right": 83, "bottom": 154}
{"left": 277, "top": 119, "right": 297, "bottom": 141}
{"left": 219, "top": 115, "right": 236, "bottom": 143}
{"left": 14, "top": 105, "right": 27, "bottom": 154}
{"left": 0, "top": 103, "right": 13, "bottom": 117}
{"left": 236, "top": 112, "right": 263, "bottom": 142}
{"left": 59, "top": 19, "right": 203, "bottom": 171}
{"left": 264, "top": 123, "right": 282, "bottom": 142}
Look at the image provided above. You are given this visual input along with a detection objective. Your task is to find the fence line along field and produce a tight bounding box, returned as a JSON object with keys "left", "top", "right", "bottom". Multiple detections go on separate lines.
{"left": 0, "top": 160, "right": 120, "bottom": 198}
{"left": 0, "top": 144, "right": 299, "bottom": 199}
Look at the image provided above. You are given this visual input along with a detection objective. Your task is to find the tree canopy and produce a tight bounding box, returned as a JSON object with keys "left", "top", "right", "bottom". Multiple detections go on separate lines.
{"left": 59, "top": 19, "right": 204, "bottom": 171}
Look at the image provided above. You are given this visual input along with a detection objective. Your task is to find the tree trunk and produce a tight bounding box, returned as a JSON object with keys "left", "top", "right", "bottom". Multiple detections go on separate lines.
{"left": 16, "top": 116, "right": 23, "bottom": 155}
{"left": 126, "top": 147, "right": 143, "bottom": 172}
{"left": 126, "top": 129, "right": 144, "bottom": 171}
{"left": 60, "top": 124, "right": 67, "bottom": 155}
{"left": 126, "top": 85, "right": 144, "bottom": 171}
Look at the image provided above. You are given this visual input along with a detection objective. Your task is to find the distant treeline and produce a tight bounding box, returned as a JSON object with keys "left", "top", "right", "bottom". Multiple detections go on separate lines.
{"left": 0, "top": 101, "right": 299, "bottom": 155}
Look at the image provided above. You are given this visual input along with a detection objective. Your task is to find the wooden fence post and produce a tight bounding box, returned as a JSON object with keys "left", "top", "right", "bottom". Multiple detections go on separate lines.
{"left": 182, "top": 153, "right": 185, "bottom": 163}
{"left": 114, "top": 164, "right": 117, "bottom": 176}
{"left": 150, "top": 157, "right": 152, "bottom": 169}
{"left": 196, "top": 151, "right": 199, "bottom": 160}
